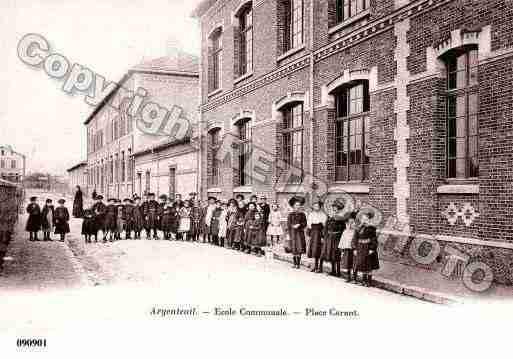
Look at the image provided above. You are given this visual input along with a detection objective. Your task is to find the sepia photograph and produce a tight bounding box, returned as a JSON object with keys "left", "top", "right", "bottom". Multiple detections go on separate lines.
{"left": 1, "top": 0, "right": 512, "bottom": 357}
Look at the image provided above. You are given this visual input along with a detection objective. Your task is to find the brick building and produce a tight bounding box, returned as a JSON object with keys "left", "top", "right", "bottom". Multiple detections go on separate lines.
{"left": 193, "top": 0, "right": 513, "bottom": 284}
{"left": 84, "top": 50, "right": 199, "bottom": 200}
{"left": 0, "top": 145, "right": 25, "bottom": 183}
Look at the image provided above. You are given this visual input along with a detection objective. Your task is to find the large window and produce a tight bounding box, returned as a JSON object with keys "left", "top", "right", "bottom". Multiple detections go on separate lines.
{"left": 334, "top": 82, "right": 370, "bottom": 182}
{"left": 282, "top": 103, "right": 304, "bottom": 183}
{"left": 208, "top": 128, "right": 221, "bottom": 187}
{"left": 237, "top": 119, "right": 252, "bottom": 186}
{"left": 11, "top": 160, "right": 16, "bottom": 169}
{"left": 282, "top": 0, "right": 303, "bottom": 53}
{"left": 121, "top": 151, "right": 126, "bottom": 182}
{"left": 239, "top": 5, "right": 253, "bottom": 76}
{"left": 444, "top": 46, "right": 479, "bottom": 179}
{"left": 209, "top": 29, "right": 222, "bottom": 93}
{"left": 336, "top": 0, "right": 368, "bottom": 23}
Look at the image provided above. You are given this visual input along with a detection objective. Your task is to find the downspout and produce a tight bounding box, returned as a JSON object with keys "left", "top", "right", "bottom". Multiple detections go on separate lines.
{"left": 197, "top": 18, "right": 204, "bottom": 199}
{"left": 309, "top": 0, "right": 315, "bottom": 194}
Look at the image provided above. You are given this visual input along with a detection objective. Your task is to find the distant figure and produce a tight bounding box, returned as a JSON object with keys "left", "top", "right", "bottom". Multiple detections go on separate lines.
{"left": 92, "top": 189, "right": 98, "bottom": 201}
{"left": 72, "top": 185, "right": 83, "bottom": 218}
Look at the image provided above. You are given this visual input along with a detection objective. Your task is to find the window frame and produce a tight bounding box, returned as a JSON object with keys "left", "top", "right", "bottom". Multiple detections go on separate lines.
{"left": 239, "top": 5, "right": 253, "bottom": 76}
{"left": 281, "top": 102, "right": 304, "bottom": 183}
{"left": 336, "top": 0, "right": 368, "bottom": 24}
{"left": 210, "top": 30, "right": 223, "bottom": 93}
{"left": 208, "top": 128, "right": 222, "bottom": 187}
{"left": 236, "top": 119, "right": 252, "bottom": 186}
{"left": 334, "top": 81, "right": 371, "bottom": 182}
{"left": 443, "top": 46, "right": 479, "bottom": 180}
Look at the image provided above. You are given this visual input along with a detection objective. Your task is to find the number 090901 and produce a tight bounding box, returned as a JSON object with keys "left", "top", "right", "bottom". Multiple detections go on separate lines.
{"left": 16, "top": 338, "right": 47, "bottom": 348}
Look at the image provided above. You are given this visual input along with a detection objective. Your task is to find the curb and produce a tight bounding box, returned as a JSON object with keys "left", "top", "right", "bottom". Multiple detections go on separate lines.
{"left": 271, "top": 250, "right": 459, "bottom": 306}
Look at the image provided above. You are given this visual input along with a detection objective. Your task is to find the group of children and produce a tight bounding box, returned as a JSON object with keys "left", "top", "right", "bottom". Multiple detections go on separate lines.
{"left": 80, "top": 192, "right": 278, "bottom": 257}
{"left": 25, "top": 196, "right": 71, "bottom": 242}
{"left": 24, "top": 191, "right": 380, "bottom": 286}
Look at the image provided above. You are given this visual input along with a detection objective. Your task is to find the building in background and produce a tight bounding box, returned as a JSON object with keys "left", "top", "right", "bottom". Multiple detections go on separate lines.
{"left": 84, "top": 49, "right": 199, "bottom": 200}
{"left": 193, "top": 0, "right": 513, "bottom": 284}
{"left": 66, "top": 161, "right": 88, "bottom": 196}
{"left": 0, "top": 145, "right": 25, "bottom": 183}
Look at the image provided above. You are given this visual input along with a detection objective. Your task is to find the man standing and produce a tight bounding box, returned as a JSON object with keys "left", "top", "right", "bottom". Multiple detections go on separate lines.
{"left": 174, "top": 193, "right": 184, "bottom": 209}
{"left": 158, "top": 194, "right": 168, "bottom": 234}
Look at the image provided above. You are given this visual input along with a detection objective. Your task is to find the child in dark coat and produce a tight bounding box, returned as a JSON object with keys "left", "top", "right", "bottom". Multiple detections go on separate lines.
{"left": 352, "top": 211, "right": 379, "bottom": 287}
{"left": 54, "top": 199, "right": 70, "bottom": 242}
{"left": 41, "top": 199, "right": 55, "bottom": 241}
{"left": 26, "top": 196, "right": 41, "bottom": 241}
{"left": 81, "top": 208, "right": 97, "bottom": 243}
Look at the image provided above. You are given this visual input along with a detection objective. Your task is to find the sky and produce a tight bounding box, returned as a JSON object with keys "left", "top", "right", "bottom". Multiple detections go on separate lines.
{"left": 0, "top": 0, "right": 203, "bottom": 175}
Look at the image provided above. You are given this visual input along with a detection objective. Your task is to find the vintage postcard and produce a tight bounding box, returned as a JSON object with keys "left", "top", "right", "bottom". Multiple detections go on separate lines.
{"left": 1, "top": 0, "right": 512, "bottom": 357}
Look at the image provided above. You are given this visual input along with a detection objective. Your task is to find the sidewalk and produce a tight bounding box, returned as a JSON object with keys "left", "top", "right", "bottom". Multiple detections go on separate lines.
{"left": 0, "top": 212, "right": 89, "bottom": 292}
{"left": 271, "top": 246, "right": 512, "bottom": 305}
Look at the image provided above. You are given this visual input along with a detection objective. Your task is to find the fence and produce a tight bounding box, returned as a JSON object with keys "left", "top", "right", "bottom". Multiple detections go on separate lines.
{"left": 0, "top": 179, "right": 23, "bottom": 270}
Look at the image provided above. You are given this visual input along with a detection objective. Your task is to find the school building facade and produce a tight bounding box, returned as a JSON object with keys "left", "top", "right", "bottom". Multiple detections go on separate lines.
{"left": 193, "top": 0, "right": 513, "bottom": 284}
{"left": 84, "top": 51, "right": 200, "bottom": 201}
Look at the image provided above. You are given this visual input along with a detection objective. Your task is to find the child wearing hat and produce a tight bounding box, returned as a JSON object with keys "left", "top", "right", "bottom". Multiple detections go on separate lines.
{"left": 132, "top": 196, "right": 144, "bottom": 240}
{"left": 114, "top": 199, "right": 125, "bottom": 240}
{"left": 229, "top": 201, "right": 246, "bottom": 251}
{"left": 92, "top": 195, "right": 106, "bottom": 242}
{"left": 217, "top": 201, "right": 229, "bottom": 247}
{"left": 352, "top": 210, "right": 379, "bottom": 286}
{"left": 104, "top": 198, "right": 118, "bottom": 242}
{"left": 339, "top": 211, "right": 357, "bottom": 282}
{"left": 247, "top": 211, "right": 266, "bottom": 256}
{"left": 178, "top": 200, "right": 192, "bottom": 241}
{"left": 161, "top": 198, "right": 177, "bottom": 240}
{"left": 26, "top": 196, "right": 42, "bottom": 241}
{"left": 209, "top": 200, "right": 223, "bottom": 246}
{"left": 243, "top": 202, "right": 257, "bottom": 253}
{"left": 321, "top": 199, "right": 347, "bottom": 277}
{"left": 54, "top": 199, "right": 70, "bottom": 242}
{"left": 144, "top": 193, "right": 160, "bottom": 240}
{"left": 267, "top": 202, "right": 283, "bottom": 246}
{"left": 287, "top": 197, "right": 307, "bottom": 269}
{"left": 41, "top": 199, "right": 55, "bottom": 241}
{"left": 123, "top": 198, "right": 135, "bottom": 240}
{"left": 81, "top": 207, "right": 97, "bottom": 243}
{"left": 204, "top": 196, "right": 217, "bottom": 244}
{"left": 189, "top": 199, "right": 203, "bottom": 242}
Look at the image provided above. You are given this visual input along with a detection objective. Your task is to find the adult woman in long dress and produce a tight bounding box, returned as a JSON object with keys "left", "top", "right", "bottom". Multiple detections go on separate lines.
{"left": 72, "top": 185, "right": 84, "bottom": 218}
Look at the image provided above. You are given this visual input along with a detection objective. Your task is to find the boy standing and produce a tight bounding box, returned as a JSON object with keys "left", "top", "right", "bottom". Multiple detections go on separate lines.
{"left": 41, "top": 199, "right": 55, "bottom": 241}
{"left": 26, "top": 196, "right": 41, "bottom": 241}
{"left": 54, "top": 199, "right": 70, "bottom": 242}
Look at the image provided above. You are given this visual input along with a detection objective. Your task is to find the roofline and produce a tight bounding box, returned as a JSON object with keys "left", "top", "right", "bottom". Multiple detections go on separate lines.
{"left": 191, "top": 0, "right": 216, "bottom": 18}
{"left": 83, "top": 73, "right": 132, "bottom": 125}
{"left": 0, "top": 146, "right": 26, "bottom": 158}
{"left": 83, "top": 67, "right": 199, "bottom": 126}
{"left": 131, "top": 137, "right": 192, "bottom": 158}
{"left": 66, "top": 161, "right": 88, "bottom": 172}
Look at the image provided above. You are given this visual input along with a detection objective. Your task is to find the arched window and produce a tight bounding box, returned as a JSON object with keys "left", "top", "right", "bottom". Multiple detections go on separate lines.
{"left": 334, "top": 81, "right": 370, "bottom": 182}
{"left": 281, "top": 102, "right": 304, "bottom": 183}
{"left": 208, "top": 128, "right": 221, "bottom": 187}
{"left": 442, "top": 45, "right": 479, "bottom": 179}
{"left": 236, "top": 118, "right": 252, "bottom": 186}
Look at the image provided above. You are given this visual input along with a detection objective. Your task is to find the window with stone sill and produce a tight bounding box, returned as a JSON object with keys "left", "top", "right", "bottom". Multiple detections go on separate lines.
{"left": 208, "top": 128, "right": 221, "bottom": 187}
{"left": 281, "top": 102, "right": 304, "bottom": 184}
{"left": 335, "top": 0, "right": 368, "bottom": 24}
{"left": 442, "top": 45, "right": 479, "bottom": 179}
{"left": 334, "top": 81, "right": 370, "bottom": 182}
{"left": 208, "top": 29, "right": 223, "bottom": 93}
{"left": 235, "top": 118, "right": 252, "bottom": 187}
{"left": 235, "top": 3, "right": 253, "bottom": 78}
{"left": 278, "top": 0, "right": 304, "bottom": 55}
